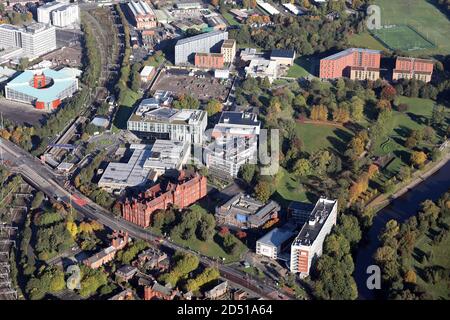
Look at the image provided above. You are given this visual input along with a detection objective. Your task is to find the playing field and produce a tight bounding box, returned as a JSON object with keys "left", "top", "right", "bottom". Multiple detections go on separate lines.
{"left": 371, "top": 25, "right": 435, "bottom": 52}
{"left": 373, "top": 0, "right": 450, "bottom": 55}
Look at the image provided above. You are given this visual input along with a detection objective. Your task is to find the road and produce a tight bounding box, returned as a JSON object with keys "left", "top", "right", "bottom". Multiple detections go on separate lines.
{"left": 0, "top": 137, "right": 292, "bottom": 300}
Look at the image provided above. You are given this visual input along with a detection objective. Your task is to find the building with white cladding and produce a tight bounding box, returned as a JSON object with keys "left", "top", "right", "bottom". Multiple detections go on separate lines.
{"left": 37, "top": 1, "right": 79, "bottom": 27}
{"left": 0, "top": 23, "right": 56, "bottom": 59}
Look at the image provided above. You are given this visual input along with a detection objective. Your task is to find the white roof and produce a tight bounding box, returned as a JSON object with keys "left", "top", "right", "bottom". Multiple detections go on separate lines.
{"left": 256, "top": 1, "right": 280, "bottom": 16}
{"left": 140, "top": 65, "right": 155, "bottom": 77}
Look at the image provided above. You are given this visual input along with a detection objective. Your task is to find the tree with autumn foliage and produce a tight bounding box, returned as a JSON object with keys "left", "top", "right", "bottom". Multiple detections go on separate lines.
{"left": 411, "top": 151, "right": 427, "bottom": 168}
{"left": 254, "top": 180, "right": 272, "bottom": 203}
{"left": 332, "top": 107, "right": 350, "bottom": 123}
{"left": 376, "top": 99, "right": 392, "bottom": 111}
{"left": 349, "top": 174, "right": 369, "bottom": 203}
{"left": 310, "top": 105, "right": 328, "bottom": 121}
{"left": 380, "top": 85, "right": 397, "bottom": 101}
{"left": 205, "top": 99, "right": 223, "bottom": 116}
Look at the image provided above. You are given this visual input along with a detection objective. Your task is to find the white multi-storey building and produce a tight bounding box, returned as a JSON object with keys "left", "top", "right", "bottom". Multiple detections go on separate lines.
{"left": 0, "top": 23, "right": 57, "bottom": 59}
{"left": 290, "top": 198, "right": 338, "bottom": 277}
{"left": 38, "top": 1, "right": 79, "bottom": 27}
{"left": 127, "top": 93, "right": 207, "bottom": 144}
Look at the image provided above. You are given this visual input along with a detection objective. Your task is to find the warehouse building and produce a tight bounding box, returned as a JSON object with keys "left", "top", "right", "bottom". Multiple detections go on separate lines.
{"left": 174, "top": 30, "right": 228, "bottom": 65}
{"left": 127, "top": 0, "right": 158, "bottom": 29}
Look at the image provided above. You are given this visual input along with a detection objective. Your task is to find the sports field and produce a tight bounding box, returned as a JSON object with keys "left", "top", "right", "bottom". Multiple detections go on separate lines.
{"left": 371, "top": 25, "right": 435, "bottom": 52}
{"left": 374, "top": 0, "right": 450, "bottom": 55}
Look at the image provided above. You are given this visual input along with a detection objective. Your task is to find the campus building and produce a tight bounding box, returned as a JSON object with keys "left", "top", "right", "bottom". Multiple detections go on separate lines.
{"left": 0, "top": 23, "right": 57, "bottom": 59}
{"left": 270, "top": 49, "right": 296, "bottom": 66}
{"left": 392, "top": 56, "right": 434, "bottom": 83}
{"left": 194, "top": 52, "right": 224, "bottom": 69}
{"left": 83, "top": 231, "right": 129, "bottom": 269}
{"left": 290, "top": 198, "right": 338, "bottom": 277}
{"left": 121, "top": 171, "right": 207, "bottom": 228}
{"left": 4, "top": 68, "right": 79, "bottom": 110}
{"left": 206, "top": 112, "right": 261, "bottom": 178}
{"left": 174, "top": 30, "right": 228, "bottom": 65}
{"left": 319, "top": 48, "right": 381, "bottom": 80}
{"left": 215, "top": 193, "right": 280, "bottom": 229}
{"left": 244, "top": 58, "right": 278, "bottom": 83}
{"left": 98, "top": 141, "right": 190, "bottom": 192}
{"left": 127, "top": 0, "right": 158, "bottom": 29}
{"left": 37, "top": 1, "right": 79, "bottom": 27}
{"left": 127, "top": 101, "right": 207, "bottom": 144}
{"left": 256, "top": 225, "right": 296, "bottom": 260}
{"left": 220, "top": 39, "right": 236, "bottom": 63}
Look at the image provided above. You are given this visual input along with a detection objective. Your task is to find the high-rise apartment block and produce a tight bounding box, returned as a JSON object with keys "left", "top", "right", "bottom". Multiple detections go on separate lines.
{"left": 319, "top": 48, "right": 381, "bottom": 80}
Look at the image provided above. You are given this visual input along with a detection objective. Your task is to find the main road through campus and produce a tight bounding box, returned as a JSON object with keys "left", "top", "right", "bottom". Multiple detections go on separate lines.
{"left": 0, "top": 137, "right": 292, "bottom": 300}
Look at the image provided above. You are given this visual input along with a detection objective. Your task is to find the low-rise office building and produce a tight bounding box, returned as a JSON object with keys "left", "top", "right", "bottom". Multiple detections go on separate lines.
{"left": 290, "top": 198, "right": 338, "bottom": 277}
{"left": 127, "top": 104, "right": 207, "bottom": 144}
{"left": 270, "top": 49, "right": 296, "bottom": 66}
{"left": 215, "top": 193, "right": 280, "bottom": 229}
{"left": 256, "top": 226, "right": 296, "bottom": 260}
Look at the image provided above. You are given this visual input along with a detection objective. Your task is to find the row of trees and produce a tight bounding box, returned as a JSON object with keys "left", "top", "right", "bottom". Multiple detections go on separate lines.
{"left": 159, "top": 252, "right": 200, "bottom": 288}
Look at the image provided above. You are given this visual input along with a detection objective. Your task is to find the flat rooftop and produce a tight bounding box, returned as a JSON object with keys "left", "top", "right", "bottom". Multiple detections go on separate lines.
{"left": 221, "top": 39, "right": 236, "bottom": 49}
{"left": 292, "top": 198, "right": 337, "bottom": 247}
{"left": 218, "top": 111, "right": 260, "bottom": 126}
{"left": 322, "top": 48, "right": 381, "bottom": 61}
{"left": 175, "top": 30, "right": 227, "bottom": 46}
{"left": 129, "top": 105, "right": 206, "bottom": 125}
{"left": 257, "top": 225, "right": 296, "bottom": 248}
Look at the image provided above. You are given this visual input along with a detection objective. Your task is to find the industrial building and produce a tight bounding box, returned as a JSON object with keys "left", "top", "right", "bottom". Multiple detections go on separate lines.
{"left": 0, "top": 23, "right": 57, "bottom": 59}
{"left": 4, "top": 68, "right": 79, "bottom": 110}
{"left": 127, "top": 0, "right": 158, "bottom": 29}
{"left": 121, "top": 171, "right": 207, "bottom": 228}
{"left": 98, "top": 141, "right": 190, "bottom": 192}
{"left": 256, "top": 225, "right": 296, "bottom": 260}
{"left": 127, "top": 101, "right": 208, "bottom": 144}
{"left": 215, "top": 193, "right": 280, "bottom": 229}
{"left": 37, "top": 1, "right": 79, "bottom": 27}
{"left": 392, "top": 56, "right": 434, "bottom": 83}
{"left": 290, "top": 198, "right": 338, "bottom": 277}
{"left": 174, "top": 30, "right": 228, "bottom": 65}
{"left": 319, "top": 48, "right": 381, "bottom": 80}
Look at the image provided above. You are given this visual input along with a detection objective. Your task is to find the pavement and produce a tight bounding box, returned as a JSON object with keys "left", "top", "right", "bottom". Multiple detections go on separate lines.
{"left": 0, "top": 137, "right": 293, "bottom": 300}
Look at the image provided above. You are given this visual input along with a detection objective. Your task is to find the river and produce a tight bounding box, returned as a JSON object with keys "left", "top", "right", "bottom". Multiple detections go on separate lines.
{"left": 354, "top": 160, "right": 450, "bottom": 300}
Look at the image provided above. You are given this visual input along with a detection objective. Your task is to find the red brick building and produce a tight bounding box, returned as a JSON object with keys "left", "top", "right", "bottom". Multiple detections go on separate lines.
{"left": 319, "top": 48, "right": 381, "bottom": 80}
{"left": 121, "top": 172, "right": 207, "bottom": 228}
{"left": 393, "top": 56, "right": 434, "bottom": 83}
{"left": 194, "top": 53, "right": 224, "bottom": 69}
{"left": 144, "top": 282, "right": 178, "bottom": 300}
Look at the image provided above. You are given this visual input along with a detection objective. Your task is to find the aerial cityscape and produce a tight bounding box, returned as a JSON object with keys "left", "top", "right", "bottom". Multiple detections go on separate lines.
{"left": 0, "top": 0, "right": 449, "bottom": 305}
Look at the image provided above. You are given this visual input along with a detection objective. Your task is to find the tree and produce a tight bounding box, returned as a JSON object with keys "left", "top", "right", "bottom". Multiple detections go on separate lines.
{"left": 332, "top": 107, "right": 350, "bottom": 123}
{"left": 293, "top": 158, "right": 312, "bottom": 178}
{"left": 380, "top": 85, "right": 397, "bottom": 101}
{"left": 410, "top": 151, "right": 427, "bottom": 168}
{"left": 205, "top": 99, "right": 223, "bottom": 116}
{"left": 310, "top": 105, "right": 328, "bottom": 121}
{"left": 336, "top": 215, "right": 361, "bottom": 247}
{"left": 350, "top": 96, "right": 364, "bottom": 121}
{"left": 254, "top": 181, "right": 272, "bottom": 203}
{"left": 239, "top": 164, "right": 256, "bottom": 184}
{"left": 309, "top": 150, "right": 331, "bottom": 176}
{"left": 173, "top": 94, "right": 200, "bottom": 109}
{"left": 31, "top": 191, "right": 45, "bottom": 210}
{"left": 376, "top": 99, "right": 392, "bottom": 111}
{"left": 152, "top": 210, "right": 165, "bottom": 229}
{"left": 66, "top": 221, "right": 78, "bottom": 238}
{"left": 198, "top": 213, "right": 215, "bottom": 241}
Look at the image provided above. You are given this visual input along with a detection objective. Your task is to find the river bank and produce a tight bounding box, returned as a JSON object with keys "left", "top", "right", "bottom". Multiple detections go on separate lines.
{"left": 354, "top": 159, "right": 450, "bottom": 300}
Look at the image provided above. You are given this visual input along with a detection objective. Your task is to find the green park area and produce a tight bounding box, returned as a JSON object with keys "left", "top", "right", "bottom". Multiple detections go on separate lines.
{"left": 223, "top": 11, "right": 241, "bottom": 26}
{"left": 286, "top": 56, "right": 315, "bottom": 78}
{"left": 349, "top": 0, "right": 450, "bottom": 55}
{"left": 112, "top": 89, "right": 141, "bottom": 132}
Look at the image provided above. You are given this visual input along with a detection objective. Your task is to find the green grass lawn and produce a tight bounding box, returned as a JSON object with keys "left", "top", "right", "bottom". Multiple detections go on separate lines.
{"left": 406, "top": 216, "right": 450, "bottom": 299}
{"left": 223, "top": 12, "right": 241, "bottom": 26}
{"left": 294, "top": 122, "right": 353, "bottom": 154}
{"left": 286, "top": 56, "right": 315, "bottom": 78}
{"left": 170, "top": 234, "right": 247, "bottom": 264}
{"left": 112, "top": 89, "right": 141, "bottom": 131}
{"left": 348, "top": 32, "right": 390, "bottom": 52}
{"left": 274, "top": 167, "right": 310, "bottom": 204}
{"left": 374, "top": 0, "right": 450, "bottom": 55}
{"left": 371, "top": 25, "right": 435, "bottom": 52}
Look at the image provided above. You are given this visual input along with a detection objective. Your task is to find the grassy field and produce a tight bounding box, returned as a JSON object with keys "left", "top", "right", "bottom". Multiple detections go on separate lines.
{"left": 223, "top": 12, "right": 241, "bottom": 26}
{"left": 348, "top": 32, "right": 390, "bottom": 51}
{"left": 371, "top": 25, "right": 435, "bottom": 52}
{"left": 112, "top": 89, "right": 141, "bottom": 131}
{"left": 373, "top": 0, "right": 450, "bottom": 55}
{"left": 407, "top": 216, "right": 450, "bottom": 299}
{"left": 294, "top": 122, "right": 353, "bottom": 154}
{"left": 286, "top": 56, "right": 315, "bottom": 78}
{"left": 274, "top": 167, "right": 310, "bottom": 204}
